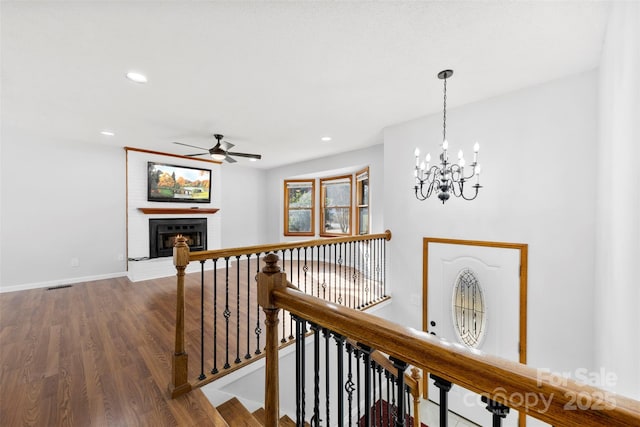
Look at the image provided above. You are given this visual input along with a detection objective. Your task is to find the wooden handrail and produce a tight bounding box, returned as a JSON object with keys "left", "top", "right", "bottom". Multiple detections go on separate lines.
{"left": 270, "top": 285, "right": 640, "bottom": 427}
{"left": 187, "top": 230, "right": 391, "bottom": 261}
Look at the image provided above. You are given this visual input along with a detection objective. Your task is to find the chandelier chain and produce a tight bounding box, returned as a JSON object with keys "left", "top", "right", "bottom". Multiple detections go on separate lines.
{"left": 443, "top": 77, "right": 447, "bottom": 143}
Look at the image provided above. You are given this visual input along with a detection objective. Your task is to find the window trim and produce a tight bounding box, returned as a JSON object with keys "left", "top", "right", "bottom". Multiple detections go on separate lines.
{"left": 319, "top": 174, "right": 353, "bottom": 237}
{"left": 355, "top": 167, "right": 370, "bottom": 235}
{"left": 284, "top": 179, "right": 315, "bottom": 237}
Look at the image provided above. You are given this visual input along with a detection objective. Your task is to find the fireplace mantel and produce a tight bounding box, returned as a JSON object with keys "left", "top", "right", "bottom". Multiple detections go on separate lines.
{"left": 138, "top": 207, "right": 220, "bottom": 215}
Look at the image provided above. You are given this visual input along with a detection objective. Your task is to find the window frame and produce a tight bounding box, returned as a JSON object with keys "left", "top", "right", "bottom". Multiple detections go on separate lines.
{"left": 355, "top": 167, "right": 370, "bottom": 235}
{"left": 284, "top": 179, "right": 315, "bottom": 237}
{"left": 320, "top": 174, "right": 353, "bottom": 237}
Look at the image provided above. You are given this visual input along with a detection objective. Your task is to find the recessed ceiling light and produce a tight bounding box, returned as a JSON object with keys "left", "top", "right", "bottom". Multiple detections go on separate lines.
{"left": 126, "top": 71, "right": 147, "bottom": 83}
{"left": 321, "top": 136, "right": 332, "bottom": 142}
{"left": 100, "top": 130, "right": 115, "bottom": 136}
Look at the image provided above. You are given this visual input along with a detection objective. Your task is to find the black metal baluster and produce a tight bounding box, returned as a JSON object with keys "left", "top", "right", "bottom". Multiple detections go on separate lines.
{"left": 281, "top": 250, "right": 287, "bottom": 343}
{"left": 245, "top": 255, "right": 251, "bottom": 360}
{"left": 295, "top": 316, "right": 302, "bottom": 425}
{"left": 324, "top": 328, "right": 331, "bottom": 427}
{"left": 371, "top": 361, "right": 377, "bottom": 425}
{"left": 198, "top": 260, "right": 206, "bottom": 380}
{"left": 212, "top": 258, "right": 219, "bottom": 374}
{"left": 378, "top": 365, "right": 383, "bottom": 427}
{"left": 391, "top": 375, "right": 397, "bottom": 426}
{"left": 386, "top": 371, "right": 391, "bottom": 426}
{"left": 373, "top": 238, "right": 377, "bottom": 301}
{"left": 316, "top": 246, "right": 320, "bottom": 298}
{"left": 311, "top": 323, "right": 321, "bottom": 427}
{"left": 364, "top": 242, "right": 370, "bottom": 306}
{"left": 482, "top": 396, "right": 510, "bottom": 427}
{"left": 334, "top": 333, "right": 345, "bottom": 425}
{"left": 294, "top": 315, "right": 307, "bottom": 425}
{"left": 360, "top": 344, "right": 372, "bottom": 427}
{"left": 355, "top": 347, "right": 362, "bottom": 425}
{"left": 289, "top": 248, "right": 295, "bottom": 340}
{"left": 348, "top": 242, "right": 353, "bottom": 308}
{"left": 322, "top": 245, "right": 327, "bottom": 300}
{"left": 383, "top": 237, "right": 387, "bottom": 297}
{"left": 301, "top": 247, "right": 306, "bottom": 294}
{"left": 254, "top": 253, "right": 262, "bottom": 355}
{"left": 223, "top": 257, "right": 231, "bottom": 369}
{"left": 345, "top": 343, "right": 355, "bottom": 427}
{"left": 333, "top": 243, "right": 338, "bottom": 303}
{"left": 235, "top": 255, "right": 241, "bottom": 364}
{"left": 338, "top": 242, "right": 344, "bottom": 305}
{"left": 405, "top": 384, "right": 411, "bottom": 426}
{"left": 431, "top": 374, "right": 452, "bottom": 427}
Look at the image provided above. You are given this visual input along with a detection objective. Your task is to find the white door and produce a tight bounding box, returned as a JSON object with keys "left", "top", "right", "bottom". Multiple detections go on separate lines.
{"left": 426, "top": 242, "right": 521, "bottom": 427}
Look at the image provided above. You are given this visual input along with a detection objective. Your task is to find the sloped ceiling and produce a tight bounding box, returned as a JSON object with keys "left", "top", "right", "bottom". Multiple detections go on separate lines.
{"left": 1, "top": 1, "right": 609, "bottom": 168}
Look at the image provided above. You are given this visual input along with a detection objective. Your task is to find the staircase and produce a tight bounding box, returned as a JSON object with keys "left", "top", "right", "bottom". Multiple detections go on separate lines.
{"left": 215, "top": 397, "right": 299, "bottom": 426}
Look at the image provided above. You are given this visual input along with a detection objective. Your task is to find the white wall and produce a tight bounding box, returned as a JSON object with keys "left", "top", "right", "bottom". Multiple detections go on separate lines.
{"left": 220, "top": 163, "right": 269, "bottom": 248}
{"left": 595, "top": 2, "right": 640, "bottom": 400}
{"left": 264, "top": 144, "right": 384, "bottom": 243}
{"left": 383, "top": 71, "right": 598, "bottom": 374}
{"left": 1, "top": 129, "right": 127, "bottom": 291}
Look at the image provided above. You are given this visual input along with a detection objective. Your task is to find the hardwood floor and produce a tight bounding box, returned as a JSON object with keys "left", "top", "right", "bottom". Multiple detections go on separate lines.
{"left": 0, "top": 258, "right": 385, "bottom": 426}
{"left": 0, "top": 275, "right": 227, "bottom": 426}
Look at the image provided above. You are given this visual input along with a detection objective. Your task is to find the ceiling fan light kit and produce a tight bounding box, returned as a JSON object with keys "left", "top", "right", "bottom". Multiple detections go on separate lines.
{"left": 173, "top": 133, "right": 262, "bottom": 164}
{"left": 413, "top": 69, "right": 483, "bottom": 204}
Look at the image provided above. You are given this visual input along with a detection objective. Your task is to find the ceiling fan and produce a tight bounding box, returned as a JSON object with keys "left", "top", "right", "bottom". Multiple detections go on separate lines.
{"left": 173, "top": 134, "right": 261, "bottom": 163}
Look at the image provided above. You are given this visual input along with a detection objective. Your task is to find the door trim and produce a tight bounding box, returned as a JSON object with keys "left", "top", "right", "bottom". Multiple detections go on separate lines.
{"left": 422, "top": 237, "right": 528, "bottom": 427}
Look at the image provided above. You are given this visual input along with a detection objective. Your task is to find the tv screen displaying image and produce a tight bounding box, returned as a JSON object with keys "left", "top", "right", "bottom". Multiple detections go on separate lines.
{"left": 147, "top": 162, "right": 211, "bottom": 203}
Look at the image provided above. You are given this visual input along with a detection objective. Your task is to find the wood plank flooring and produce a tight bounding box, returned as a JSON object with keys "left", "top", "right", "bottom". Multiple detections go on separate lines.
{"left": 0, "top": 275, "right": 227, "bottom": 426}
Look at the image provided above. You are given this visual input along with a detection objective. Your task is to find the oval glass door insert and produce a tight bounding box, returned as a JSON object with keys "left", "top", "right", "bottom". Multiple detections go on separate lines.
{"left": 451, "top": 268, "right": 486, "bottom": 348}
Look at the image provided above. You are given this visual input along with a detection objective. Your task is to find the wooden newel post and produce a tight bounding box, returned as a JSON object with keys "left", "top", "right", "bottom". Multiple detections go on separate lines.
{"left": 169, "top": 235, "right": 192, "bottom": 398}
{"left": 258, "top": 253, "right": 287, "bottom": 427}
{"left": 410, "top": 367, "right": 422, "bottom": 427}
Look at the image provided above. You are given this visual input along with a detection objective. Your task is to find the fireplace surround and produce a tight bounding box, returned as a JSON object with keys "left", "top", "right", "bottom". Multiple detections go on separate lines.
{"left": 149, "top": 218, "right": 207, "bottom": 258}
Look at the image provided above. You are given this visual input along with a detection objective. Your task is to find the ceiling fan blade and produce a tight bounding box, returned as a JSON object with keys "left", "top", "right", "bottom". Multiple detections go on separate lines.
{"left": 223, "top": 155, "right": 237, "bottom": 163}
{"left": 184, "top": 153, "right": 208, "bottom": 157}
{"left": 173, "top": 141, "right": 211, "bottom": 151}
{"left": 219, "top": 141, "right": 235, "bottom": 151}
{"left": 226, "top": 151, "right": 262, "bottom": 160}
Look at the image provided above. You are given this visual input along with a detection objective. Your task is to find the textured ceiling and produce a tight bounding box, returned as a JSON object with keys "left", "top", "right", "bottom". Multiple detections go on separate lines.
{"left": 2, "top": 1, "right": 610, "bottom": 168}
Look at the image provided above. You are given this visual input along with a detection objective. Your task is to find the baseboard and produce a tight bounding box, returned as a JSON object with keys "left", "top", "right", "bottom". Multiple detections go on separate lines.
{"left": 0, "top": 271, "right": 129, "bottom": 294}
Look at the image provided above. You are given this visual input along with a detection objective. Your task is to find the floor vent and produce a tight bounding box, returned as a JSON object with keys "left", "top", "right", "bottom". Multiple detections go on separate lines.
{"left": 47, "top": 284, "right": 72, "bottom": 291}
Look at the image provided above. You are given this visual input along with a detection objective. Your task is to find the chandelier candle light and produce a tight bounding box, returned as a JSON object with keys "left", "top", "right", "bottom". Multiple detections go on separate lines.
{"left": 413, "top": 69, "right": 482, "bottom": 203}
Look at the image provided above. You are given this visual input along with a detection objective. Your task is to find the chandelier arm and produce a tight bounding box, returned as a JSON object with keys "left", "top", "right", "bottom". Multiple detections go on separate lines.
{"left": 459, "top": 184, "right": 481, "bottom": 201}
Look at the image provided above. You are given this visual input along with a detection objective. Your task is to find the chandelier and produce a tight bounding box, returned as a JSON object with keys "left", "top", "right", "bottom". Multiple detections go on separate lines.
{"left": 413, "top": 69, "right": 482, "bottom": 203}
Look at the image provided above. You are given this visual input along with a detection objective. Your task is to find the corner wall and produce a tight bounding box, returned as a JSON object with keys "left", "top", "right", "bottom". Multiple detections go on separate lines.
{"left": 595, "top": 1, "right": 640, "bottom": 400}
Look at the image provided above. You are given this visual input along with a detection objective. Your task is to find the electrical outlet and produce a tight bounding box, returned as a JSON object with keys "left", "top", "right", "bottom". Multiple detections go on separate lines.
{"left": 70, "top": 257, "right": 79, "bottom": 267}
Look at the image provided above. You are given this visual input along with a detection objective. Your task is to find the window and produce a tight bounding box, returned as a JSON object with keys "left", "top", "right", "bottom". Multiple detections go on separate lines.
{"left": 355, "top": 167, "right": 369, "bottom": 235}
{"left": 284, "top": 180, "right": 315, "bottom": 236}
{"left": 320, "top": 175, "right": 352, "bottom": 236}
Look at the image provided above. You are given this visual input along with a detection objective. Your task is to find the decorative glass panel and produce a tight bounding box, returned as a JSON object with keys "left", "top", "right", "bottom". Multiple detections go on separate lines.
{"left": 452, "top": 268, "right": 486, "bottom": 348}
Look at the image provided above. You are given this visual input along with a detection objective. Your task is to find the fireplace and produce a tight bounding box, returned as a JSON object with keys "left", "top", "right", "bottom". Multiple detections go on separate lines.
{"left": 149, "top": 218, "right": 207, "bottom": 258}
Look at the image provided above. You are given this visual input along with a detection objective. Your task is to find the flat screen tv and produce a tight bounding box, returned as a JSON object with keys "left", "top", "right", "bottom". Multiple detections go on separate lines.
{"left": 147, "top": 162, "right": 211, "bottom": 203}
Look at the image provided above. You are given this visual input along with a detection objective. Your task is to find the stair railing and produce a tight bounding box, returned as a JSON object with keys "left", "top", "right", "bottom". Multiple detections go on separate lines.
{"left": 258, "top": 254, "right": 640, "bottom": 427}
{"left": 169, "top": 231, "right": 391, "bottom": 398}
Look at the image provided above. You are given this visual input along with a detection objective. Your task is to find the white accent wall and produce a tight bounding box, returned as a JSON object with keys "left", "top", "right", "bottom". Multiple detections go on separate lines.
{"left": 383, "top": 71, "right": 599, "bottom": 375}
